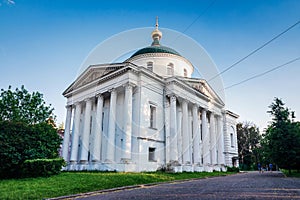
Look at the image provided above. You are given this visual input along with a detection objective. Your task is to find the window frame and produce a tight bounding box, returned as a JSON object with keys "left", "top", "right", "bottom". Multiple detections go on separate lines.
{"left": 149, "top": 104, "right": 157, "bottom": 129}
{"left": 167, "top": 63, "right": 174, "bottom": 76}
{"left": 147, "top": 61, "right": 153, "bottom": 72}
{"left": 148, "top": 147, "right": 156, "bottom": 162}
{"left": 184, "top": 68, "right": 187, "bottom": 77}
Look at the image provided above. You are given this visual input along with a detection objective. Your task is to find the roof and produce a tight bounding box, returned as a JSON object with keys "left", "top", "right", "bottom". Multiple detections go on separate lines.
{"left": 130, "top": 45, "right": 181, "bottom": 58}
{"left": 130, "top": 18, "right": 182, "bottom": 59}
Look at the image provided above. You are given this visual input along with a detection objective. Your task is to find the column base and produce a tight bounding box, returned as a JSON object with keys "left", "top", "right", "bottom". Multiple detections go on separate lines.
{"left": 120, "top": 158, "right": 132, "bottom": 164}
{"left": 193, "top": 165, "right": 204, "bottom": 172}
{"left": 182, "top": 164, "right": 194, "bottom": 172}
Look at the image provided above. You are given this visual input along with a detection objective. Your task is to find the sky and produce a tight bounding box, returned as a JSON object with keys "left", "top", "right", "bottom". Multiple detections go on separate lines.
{"left": 0, "top": 0, "right": 299, "bottom": 131}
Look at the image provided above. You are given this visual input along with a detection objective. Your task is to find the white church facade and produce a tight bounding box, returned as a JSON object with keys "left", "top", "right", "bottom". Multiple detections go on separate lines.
{"left": 61, "top": 20, "right": 239, "bottom": 172}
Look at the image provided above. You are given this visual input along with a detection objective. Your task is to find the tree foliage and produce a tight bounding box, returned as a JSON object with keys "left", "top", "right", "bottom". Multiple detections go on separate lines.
{"left": 262, "top": 98, "right": 300, "bottom": 173}
{"left": 0, "top": 85, "right": 62, "bottom": 178}
{"left": 0, "top": 121, "right": 62, "bottom": 178}
{"left": 0, "top": 85, "right": 55, "bottom": 124}
{"left": 237, "top": 122, "right": 261, "bottom": 170}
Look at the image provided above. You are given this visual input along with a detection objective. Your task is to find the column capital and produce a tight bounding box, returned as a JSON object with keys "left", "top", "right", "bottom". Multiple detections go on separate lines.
{"left": 96, "top": 93, "right": 103, "bottom": 99}
{"left": 108, "top": 88, "right": 116, "bottom": 93}
{"left": 84, "top": 97, "right": 93, "bottom": 102}
{"left": 74, "top": 101, "right": 81, "bottom": 106}
{"left": 123, "top": 82, "right": 135, "bottom": 89}
{"left": 170, "top": 95, "right": 177, "bottom": 102}
{"left": 192, "top": 103, "right": 199, "bottom": 111}
{"left": 65, "top": 104, "right": 72, "bottom": 109}
{"left": 202, "top": 108, "right": 207, "bottom": 113}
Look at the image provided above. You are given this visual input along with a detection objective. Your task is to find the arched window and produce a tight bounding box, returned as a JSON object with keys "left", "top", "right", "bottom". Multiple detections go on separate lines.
{"left": 147, "top": 62, "right": 153, "bottom": 71}
{"left": 184, "top": 68, "right": 187, "bottom": 77}
{"left": 167, "top": 63, "right": 174, "bottom": 75}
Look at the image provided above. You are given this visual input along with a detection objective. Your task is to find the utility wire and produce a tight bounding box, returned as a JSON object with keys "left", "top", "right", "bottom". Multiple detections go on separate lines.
{"left": 208, "top": 19, "right": 300, "bottom": 82}
{"left": 224, "top": 56, "right": 300, "bottom": 90}
{"left": 173, "top": 0, "right": 216, "bottom": 42}
{"left": 181, "top": 0, "right": 216, "bottom": 34}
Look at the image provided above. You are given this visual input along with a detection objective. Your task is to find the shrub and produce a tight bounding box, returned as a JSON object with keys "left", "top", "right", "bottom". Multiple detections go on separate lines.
{"left": 0, "top": 121, "right": 62, "bottom": 179}
{"left": 226, "top": 166, "right": 240, "bottom": 172}
{"left": 21, "top": 158, "right": 66, "bottom": 178}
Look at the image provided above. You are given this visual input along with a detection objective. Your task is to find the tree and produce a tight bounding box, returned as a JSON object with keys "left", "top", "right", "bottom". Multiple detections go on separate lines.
{"left": 0, "top": 85, "right": 55, "bottom": 124}
{"left": 0, "top": 85, "right": 62, "bottom": 178}
{"left": 237, "top": 122, "right": 261, "bottom": 170}
{"left": 262, "top": 98, "right": 300, "bottom": 174}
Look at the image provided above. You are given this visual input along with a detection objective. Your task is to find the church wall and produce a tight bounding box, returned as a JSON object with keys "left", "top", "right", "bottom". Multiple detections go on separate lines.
{"left": 136, "top": 74, "right": 166, "bottom": 170}
{"left": 130, "top": 56, "right": 193, "bottom": 78}
{"left": 224, "top": 113, "right": 239, "bottom": 167}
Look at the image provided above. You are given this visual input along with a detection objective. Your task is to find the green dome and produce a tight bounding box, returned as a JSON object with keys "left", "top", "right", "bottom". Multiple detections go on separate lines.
{"left": 130, "top": 45, "right": 181, "bottom": 58}
{"left": 130, "top": 18, "right": 181, "bottom": 59}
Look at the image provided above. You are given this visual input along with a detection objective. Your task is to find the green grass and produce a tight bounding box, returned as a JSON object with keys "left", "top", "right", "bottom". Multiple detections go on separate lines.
{"left": 0, "top": 171, "right": 234, "bottom": 200}
{"left": 281, "top": 169, "right": 300, "bottom": 177}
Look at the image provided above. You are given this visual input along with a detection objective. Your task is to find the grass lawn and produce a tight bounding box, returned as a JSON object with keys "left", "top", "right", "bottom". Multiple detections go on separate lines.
{"left": 0, "top": 171, "right": 234, "bottom": 199}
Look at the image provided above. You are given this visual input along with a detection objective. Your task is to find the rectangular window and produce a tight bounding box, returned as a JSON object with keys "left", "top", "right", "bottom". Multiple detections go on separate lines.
{"left": 149, "top": 147, "right": 156, "bottom": 162}
{"left": 230, "top": 133, "right": 234, "bottom": 147}
{"left": 150, "top": 105, "right": 156, "bottom": 128}
{"left": 147, "top": 62, "right": 153, "bottom": 72}
{"left": 167, "top": 63, "right": 174, "bottom": 75}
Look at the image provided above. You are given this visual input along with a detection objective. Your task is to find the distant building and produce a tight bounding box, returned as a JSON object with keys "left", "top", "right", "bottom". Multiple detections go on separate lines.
{"left": 62, "top": 19, "right": 239, "bottom": 172}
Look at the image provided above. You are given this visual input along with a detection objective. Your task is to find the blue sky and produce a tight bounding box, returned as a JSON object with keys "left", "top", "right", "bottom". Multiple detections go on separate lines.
{"left": 0, "top": 0, "right": 299, "bottom": 130}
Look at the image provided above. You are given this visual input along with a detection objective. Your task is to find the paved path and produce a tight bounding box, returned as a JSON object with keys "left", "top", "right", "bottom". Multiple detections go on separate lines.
{"left": 64, "top": 171, "right": 300, "bottom": 200}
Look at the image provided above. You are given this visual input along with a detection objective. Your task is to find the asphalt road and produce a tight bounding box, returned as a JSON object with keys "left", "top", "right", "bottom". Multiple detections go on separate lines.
{"left": 62, "top": 171, "right": 300, "bottom": 200}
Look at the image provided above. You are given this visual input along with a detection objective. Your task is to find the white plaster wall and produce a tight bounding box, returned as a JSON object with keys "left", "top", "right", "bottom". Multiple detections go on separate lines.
{"left": 130, "top": 55, "right": 194, "bottom": 78}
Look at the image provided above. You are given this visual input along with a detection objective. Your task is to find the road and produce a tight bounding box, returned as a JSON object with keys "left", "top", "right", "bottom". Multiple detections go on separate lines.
{"left": 59, "top": 171, "right": 300, "bottom": 200}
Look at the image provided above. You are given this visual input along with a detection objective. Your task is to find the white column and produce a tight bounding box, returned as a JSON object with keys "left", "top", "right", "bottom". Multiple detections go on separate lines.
{"left": 218, "top": 115, "right": 225, "bottom": 165}
{"left": 202, "top": 109, "right": 210, "bottom": 165}
{"left": 92, "top": 94, "right": 103, "bottom": 162}
{"left": 80, "top": 98, "right": 92, "bottom": 163}
{"left": 182, "top": 100, "right": 190, "bottom": 164}
{"left": 210, "top": 112, "right": 217, "bottom": 165}
{"left": 198, "top": 111, "right": 202, "bottom": 165}
{"left": 70, "top": 102, "right": 82, "bottom": 163}
{"left": 164, "top": 98, "right": 170, "bottom": 163}
{"left": 62, "top": 105, "right": 72, "bottom": 162}
{"left": 188, "top": 111, "right": 193, "bottom": 163}
{"left": 106, "top": 89, "right": 117, "bottom": 162}
{"left": 122, "top": 85, "right": 133, "bottom": 161}
{"left": 170, "top": 95, "right": 178, "bottom": 162}
{"left": 192, "top": 104, "right": 200, "bottom": 165}
{"left": 177, "top": 106, "right": 183, "bottom": 164}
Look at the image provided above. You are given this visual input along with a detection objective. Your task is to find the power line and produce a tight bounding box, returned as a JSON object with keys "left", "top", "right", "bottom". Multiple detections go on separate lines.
{"left": 172, "top": 0, "right": 216, "bottom": 42}
{"left": 224, "top": 57, "right": 300, "bottom": 90}
{"left": 208, "top": 19, "right": 300, "bottom": 82}
{"left": 181, "top": 0, "right": 216, "bottom": 34}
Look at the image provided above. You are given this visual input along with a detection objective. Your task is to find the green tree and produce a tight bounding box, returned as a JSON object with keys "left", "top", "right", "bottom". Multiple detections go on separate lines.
{"left": 237, "top": 122, "right": 261, "bottom": 170}
{"left": 0, "top": 86, "right": 62, "bottom": 178}
{"left": 0, "top": 85, "right": 55, "bottom": 124}
{"left": 262, "top": 98, "right": 300, "bottom": 174}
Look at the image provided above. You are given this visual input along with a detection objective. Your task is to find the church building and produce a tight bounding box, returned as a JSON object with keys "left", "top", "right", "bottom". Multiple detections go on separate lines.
{"left": 62, "top": 19, "right": 239, "bottom": 172}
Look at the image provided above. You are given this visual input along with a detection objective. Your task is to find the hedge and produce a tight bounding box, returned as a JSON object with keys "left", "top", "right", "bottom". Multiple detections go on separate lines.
{"left": 21, "top": 158, "right": 66, "bottom": 178}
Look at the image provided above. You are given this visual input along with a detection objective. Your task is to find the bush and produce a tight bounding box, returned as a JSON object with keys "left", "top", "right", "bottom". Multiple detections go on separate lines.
{"left": 226, "top": 166, "right": 240, "bottom": 172}
{"left": 21, "top": 158, "right": 66, "bottom": 178}
{"left": 0, "top": 121, "right": 62, "bottom": 179}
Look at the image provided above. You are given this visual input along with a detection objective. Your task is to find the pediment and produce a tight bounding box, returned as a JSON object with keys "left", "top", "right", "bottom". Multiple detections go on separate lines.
{"left": 185, "top": 78, "right": 225, "bottom": 106}
{"left": 63, "top": 63, "right": 125, "bottom": 96}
